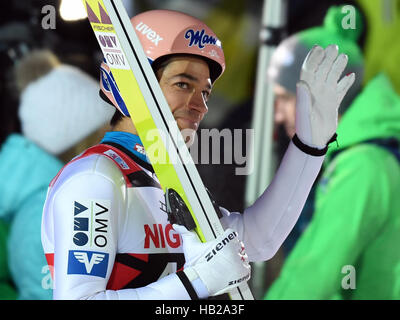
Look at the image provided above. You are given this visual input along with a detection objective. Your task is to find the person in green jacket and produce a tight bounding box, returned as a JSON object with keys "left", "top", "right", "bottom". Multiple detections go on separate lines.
{"left": 264, "top": 6, "right": 400, "bottom": 299}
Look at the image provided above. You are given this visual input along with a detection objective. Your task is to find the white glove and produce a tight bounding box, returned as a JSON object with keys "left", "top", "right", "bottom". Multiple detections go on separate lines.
{"left": 295, "top": 44, "right": 356, "bottom": 148}
{"left": 173, "top": 224, "right": 251, "bottom": 297}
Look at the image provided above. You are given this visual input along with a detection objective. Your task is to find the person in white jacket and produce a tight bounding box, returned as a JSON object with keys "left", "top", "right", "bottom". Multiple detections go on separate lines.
{"left": 41, "top": 9, "right": 355, "bottom": 300}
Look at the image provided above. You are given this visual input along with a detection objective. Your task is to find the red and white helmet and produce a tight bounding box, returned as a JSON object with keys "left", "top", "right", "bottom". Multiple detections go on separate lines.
{"left": 100, "top": 9, "right": 226, "bottom": 116}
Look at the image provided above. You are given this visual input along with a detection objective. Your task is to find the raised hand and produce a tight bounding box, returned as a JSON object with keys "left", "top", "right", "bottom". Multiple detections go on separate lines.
{"left": 295, "top": 44, "right": 355, "bottom": 149}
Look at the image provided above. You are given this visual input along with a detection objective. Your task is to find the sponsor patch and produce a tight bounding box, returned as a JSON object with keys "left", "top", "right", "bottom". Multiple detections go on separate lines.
{"left": 95, "top": 31, "right": 130, "bottom": 70}
{"left": 134, "top": 143, "right": 146, "bottom": 156}
{"left": 135, "top": 22, "right": 163, "bottom": 46}
{"left": 85, "top": 1, "right": 112, "bottom": 25}
{"left": 184, "top": 29, "right": 221, "bottom": 49}
{"left": 67, "top": 250, "right": 109, "bottom": 278}
{"left": 72, "top": 200, "right": 110, "bottom": 249}
{"left": 104, "top": 149, "right": 130, "bottom": 169}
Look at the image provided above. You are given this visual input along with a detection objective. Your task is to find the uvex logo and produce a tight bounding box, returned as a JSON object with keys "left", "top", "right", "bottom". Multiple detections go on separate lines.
{"left": 144, "top": 224, "right": 181, "bottom": 249}
{"left": 136, "top": 22, "right": 163, "bottom": 46}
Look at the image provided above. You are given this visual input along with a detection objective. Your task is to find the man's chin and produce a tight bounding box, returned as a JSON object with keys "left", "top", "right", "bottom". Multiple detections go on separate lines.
{"left": 180, "top": 128, "right": 197, "bottom": 147}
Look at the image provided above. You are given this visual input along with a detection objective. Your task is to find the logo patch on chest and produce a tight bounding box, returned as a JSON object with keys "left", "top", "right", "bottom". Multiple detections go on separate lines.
{"left": 144, "top": 224, "right": 181, "bottom": 249}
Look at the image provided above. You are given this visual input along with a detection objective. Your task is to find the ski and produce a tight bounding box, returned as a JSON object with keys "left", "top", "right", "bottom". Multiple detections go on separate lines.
{"left": 82, "top": 0, "right": 254, "bottom": 300}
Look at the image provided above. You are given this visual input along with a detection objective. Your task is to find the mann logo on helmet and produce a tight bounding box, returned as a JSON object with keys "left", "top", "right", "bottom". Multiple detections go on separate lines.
{"left": 136, "top": 22, "right": 164, "bottom": 46}
{"left": 185, "top": 29, "right": 220, "bottom": 49}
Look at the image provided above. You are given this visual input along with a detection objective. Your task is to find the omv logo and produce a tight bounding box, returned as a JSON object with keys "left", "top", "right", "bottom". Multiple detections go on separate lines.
{"left": 184, "top": 29, "right": 220, "bottom": 49}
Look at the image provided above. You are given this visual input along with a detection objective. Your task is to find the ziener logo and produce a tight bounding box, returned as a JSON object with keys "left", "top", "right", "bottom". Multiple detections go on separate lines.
{"left": 205, "top": 231, "right": 237, "bottom": 262}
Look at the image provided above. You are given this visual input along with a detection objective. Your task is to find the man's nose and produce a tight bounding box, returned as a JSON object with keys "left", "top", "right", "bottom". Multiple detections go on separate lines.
{"left": 188, "top": 90, "right": 208, "bottom": 115}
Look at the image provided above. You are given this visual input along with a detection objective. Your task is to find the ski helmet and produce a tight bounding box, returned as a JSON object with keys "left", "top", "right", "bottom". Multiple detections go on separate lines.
{"left": 100, "top": 9, "right": 226, "bottom": 117}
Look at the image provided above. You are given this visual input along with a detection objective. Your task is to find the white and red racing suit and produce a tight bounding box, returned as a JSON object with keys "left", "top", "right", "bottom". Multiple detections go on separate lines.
{"left": 41, "top": 131, "right": 324, "bottom": 299}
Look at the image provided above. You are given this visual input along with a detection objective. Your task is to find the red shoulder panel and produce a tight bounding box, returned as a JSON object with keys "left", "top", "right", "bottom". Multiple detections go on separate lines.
{"left": 50, "top": 144, "right": 143, "bottom": 188}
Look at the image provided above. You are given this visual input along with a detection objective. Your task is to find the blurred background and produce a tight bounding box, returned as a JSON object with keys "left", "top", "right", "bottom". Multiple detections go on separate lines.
{"left": 0, "top": 0, "right": 399, "bottom": 300}
{"left": 0, "top": 0, "right": 375, "bottom": 207}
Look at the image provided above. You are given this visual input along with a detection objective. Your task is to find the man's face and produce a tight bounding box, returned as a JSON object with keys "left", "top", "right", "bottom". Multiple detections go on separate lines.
{"left": 157, "top": 55, "right": 212, "bottom": 143}
{"left": 273, "top": 84, "right": 297, "bottom": 139}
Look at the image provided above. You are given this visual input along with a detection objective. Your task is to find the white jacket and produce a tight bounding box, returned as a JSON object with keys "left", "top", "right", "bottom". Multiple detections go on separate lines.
{"left": 41, "top": 135, "right": 324, "bottom": 299}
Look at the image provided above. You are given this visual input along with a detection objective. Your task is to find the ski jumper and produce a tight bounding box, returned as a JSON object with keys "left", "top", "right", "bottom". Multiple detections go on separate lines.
{"left": 42, "top": 131, "right": 324, "bottom": 299}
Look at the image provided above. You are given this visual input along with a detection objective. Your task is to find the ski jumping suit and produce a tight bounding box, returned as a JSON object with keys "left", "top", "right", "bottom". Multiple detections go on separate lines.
{"left": 41, "top": 131, "right": 324, "bottom": 299}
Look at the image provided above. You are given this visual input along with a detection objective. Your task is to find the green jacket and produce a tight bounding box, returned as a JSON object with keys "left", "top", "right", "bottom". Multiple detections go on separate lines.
{"left": 265, "top": 73, "right": 400, "bottom": 300}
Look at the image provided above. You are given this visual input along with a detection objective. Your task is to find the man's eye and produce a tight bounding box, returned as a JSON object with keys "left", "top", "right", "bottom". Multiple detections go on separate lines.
{"left": 176, "top": 82, "right": 189, "bottom": 89}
